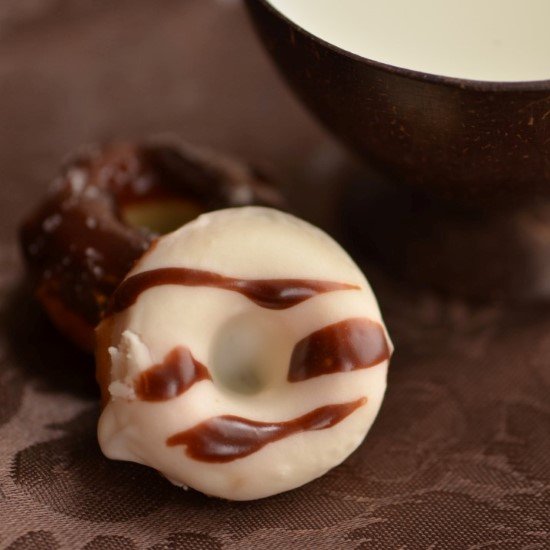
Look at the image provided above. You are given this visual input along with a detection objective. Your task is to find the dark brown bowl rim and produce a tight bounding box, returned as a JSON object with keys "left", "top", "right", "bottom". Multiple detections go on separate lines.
{"left": 256, "top": 0, "right": 550, "bottom": 92}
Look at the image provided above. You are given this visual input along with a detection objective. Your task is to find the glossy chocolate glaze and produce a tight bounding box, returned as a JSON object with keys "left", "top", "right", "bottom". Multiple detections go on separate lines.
{"left": 166, "top": 397, "right": 367, "bottom": 462}
{"left": 19, "top": 145, "right": 178, "bottom": 340}
{"left": 135, "top": 346, "right": 211, "bottom": 401}
{"left": 20, "top": 142, "right": 284, "bottom": 350}
{"left": 109, "top": 267, "right": 360, "bottom": 314}
{"left": 288, "top": 318, "right": 390, "bottom": 382}
{"left": 20, "top": 168, "right": 153, "bottom": 342}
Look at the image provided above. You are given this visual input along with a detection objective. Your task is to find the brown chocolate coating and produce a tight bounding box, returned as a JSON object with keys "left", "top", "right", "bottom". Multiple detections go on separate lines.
{"left": 109, "top": 267, "right": 360, "bottom": 315}
{"left": 288, "top": 318, "right": 390, "bottom": 382}
{"left": 135, "top": 346, "right": 211, "bottom": 402}
{"left": 20, "top": 141, "right": 284, "bottom": 351}
{"left": 166, "top": 397, "right": 367, "bottom": 463}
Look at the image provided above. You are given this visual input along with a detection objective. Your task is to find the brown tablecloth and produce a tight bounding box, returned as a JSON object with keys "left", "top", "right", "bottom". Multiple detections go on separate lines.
{"left": 0, "top": 1, "right": 548, "bottom": 548}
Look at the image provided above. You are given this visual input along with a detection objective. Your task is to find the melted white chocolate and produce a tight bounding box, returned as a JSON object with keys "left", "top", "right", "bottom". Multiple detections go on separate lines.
{"left": 268, "top": 0, "right": 550, "bottom": 82}
{"left": 97, "top": 208, "right": 392, "bottom": 500}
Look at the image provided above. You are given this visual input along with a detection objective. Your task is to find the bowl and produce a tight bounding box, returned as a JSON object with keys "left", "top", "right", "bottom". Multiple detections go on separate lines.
{"left": 246, "top": 0, "right": 550, "bottom": 206}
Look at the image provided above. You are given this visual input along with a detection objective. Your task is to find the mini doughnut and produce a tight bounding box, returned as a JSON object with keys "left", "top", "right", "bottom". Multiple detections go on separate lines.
{"left": 20, "top": 142, "right": 282, "bottom": 351}
{"left": 97, "top": 207, "right": 393, "bottom": 500}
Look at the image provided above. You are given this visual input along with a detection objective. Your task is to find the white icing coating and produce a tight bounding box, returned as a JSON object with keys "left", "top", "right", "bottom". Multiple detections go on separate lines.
{"left": 97, "top": 207, "right": 392, "bottom": 500}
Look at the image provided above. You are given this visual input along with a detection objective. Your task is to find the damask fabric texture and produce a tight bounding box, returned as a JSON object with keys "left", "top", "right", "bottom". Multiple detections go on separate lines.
{"left": 0, "top": 1, "right": 548, "bottom": 548}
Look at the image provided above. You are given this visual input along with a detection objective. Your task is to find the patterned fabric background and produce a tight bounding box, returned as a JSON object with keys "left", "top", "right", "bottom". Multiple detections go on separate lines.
{"left": 0, "top": 1, "right": 548, "bottom": 548}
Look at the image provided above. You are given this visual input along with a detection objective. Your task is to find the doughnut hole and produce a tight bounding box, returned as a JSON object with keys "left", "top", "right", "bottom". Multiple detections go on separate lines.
{"left": 210, "top": 312, "right": 291, "bottom": 396}
{"left": 121, "top": 199, "right": 203, "bottom": 235}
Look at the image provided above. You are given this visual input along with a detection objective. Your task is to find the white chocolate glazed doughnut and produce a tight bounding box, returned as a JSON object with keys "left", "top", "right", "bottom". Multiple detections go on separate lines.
{"left": 96, "top": 207, "right": 393, "bottom": 500}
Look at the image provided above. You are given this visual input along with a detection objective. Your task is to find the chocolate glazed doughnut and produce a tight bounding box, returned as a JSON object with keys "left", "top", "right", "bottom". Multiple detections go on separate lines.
{"left": 20, "top": 141, "right": 283, "bottom": 351}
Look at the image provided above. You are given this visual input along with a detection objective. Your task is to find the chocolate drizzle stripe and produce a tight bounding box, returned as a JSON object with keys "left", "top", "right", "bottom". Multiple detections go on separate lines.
{"left": 288, "top": 318, "right": 391, "bottom": 382}
{"left": 108, "top": 267, "right": 360, "bottom": 314}
{"left": 166, "top": 397, "right": 367, "bottom": 463}
{"left": 135, "top": 346, "right": 211, "bottom": 401}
